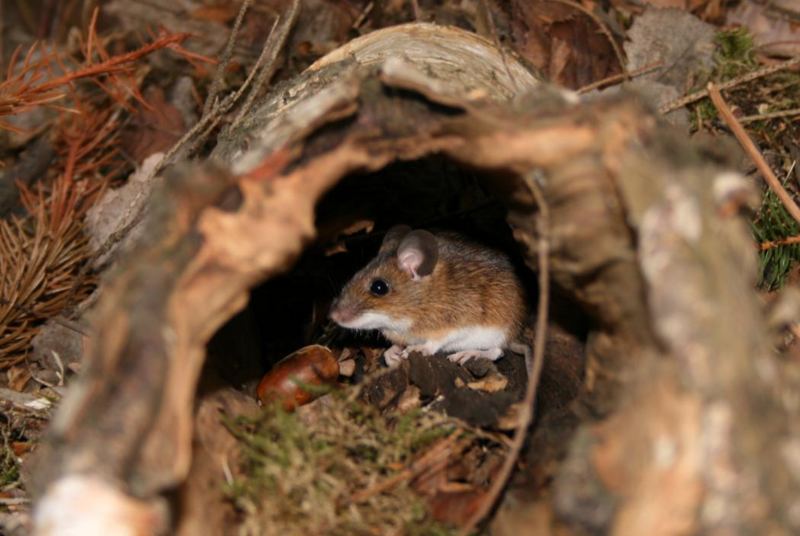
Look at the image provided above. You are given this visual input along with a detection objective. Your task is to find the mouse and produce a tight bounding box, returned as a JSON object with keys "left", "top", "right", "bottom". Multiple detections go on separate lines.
{"left": 329, "top": 225, "right": 528, "bottom": 367}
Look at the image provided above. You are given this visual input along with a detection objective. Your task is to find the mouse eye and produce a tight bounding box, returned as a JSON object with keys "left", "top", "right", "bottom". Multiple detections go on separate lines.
{"left": 369, "top": 278, "right": 389, "bottom": 296}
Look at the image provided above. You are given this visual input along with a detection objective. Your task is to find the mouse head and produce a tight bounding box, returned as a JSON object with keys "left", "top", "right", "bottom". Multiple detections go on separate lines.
{"left": 329, "top": 225, "right": 439, "bottom": 332}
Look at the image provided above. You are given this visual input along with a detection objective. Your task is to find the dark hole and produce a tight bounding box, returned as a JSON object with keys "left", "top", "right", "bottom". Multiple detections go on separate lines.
{"left": 204, "top": 155, "right": 588, "bottom": 415}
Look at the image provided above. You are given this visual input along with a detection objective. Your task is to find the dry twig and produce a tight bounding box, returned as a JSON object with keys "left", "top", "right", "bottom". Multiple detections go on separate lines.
{"left": 347, "top": 433, "right": 463, "bottom": 505}
{"left": 740, "top": 107, "right": 800, "bottom": 124}
{"left": 577, "top": 61, "right": 664, "bottom": 94}
{"left": 203, "top": 0, "right": 254, "bottom": 117}
{"left": 708, "top": 83, "right": 800, "bottom": 226}
{"left": 760, "top": 235, "right": 800, "bottom": 250}
{"left": 660, "top": 56, "right": 800, "bottom": 114}
{"left": 233, "top": 0, "right": 302, "bottom": 123}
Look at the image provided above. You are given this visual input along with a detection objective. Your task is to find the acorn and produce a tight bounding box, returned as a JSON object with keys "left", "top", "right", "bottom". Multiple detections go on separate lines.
{"left": 256, "top": 345, "right": 341, "bottom": 410}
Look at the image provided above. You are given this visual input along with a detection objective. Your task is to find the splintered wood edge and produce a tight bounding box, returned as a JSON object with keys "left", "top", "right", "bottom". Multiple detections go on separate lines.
{"left": 219, "top": 22, "right": 544, "bottom": 175}
{"left": 307, "top": 22, "right": 541, "bottom": 96}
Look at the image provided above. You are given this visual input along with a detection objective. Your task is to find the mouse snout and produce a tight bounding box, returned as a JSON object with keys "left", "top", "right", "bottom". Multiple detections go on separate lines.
{"left": 329, "top": 299, "right": 358, "bottom": 326}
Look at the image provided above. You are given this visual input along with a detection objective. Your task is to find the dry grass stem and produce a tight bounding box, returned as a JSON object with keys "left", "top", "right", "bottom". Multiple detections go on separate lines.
{"left": 660, "top": 56, "right": 800, "bottom": 114}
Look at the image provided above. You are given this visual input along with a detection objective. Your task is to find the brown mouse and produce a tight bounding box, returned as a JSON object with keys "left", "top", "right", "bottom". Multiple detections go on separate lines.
{"left": 329, "top": 225, "right": 527, "bottom": 367}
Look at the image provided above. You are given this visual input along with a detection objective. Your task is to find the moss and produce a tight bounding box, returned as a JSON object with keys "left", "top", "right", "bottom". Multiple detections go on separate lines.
{"left": 714, "top": 28, "right": 757, "bottom": 79}
{"left": 688, "top": 29, "right": 757, "bottom": 126}
{"left": 752, "top": 189, "right": 800, "bottom": 290}
{"left": 683, "top": 26, "right": 800, "bottom": 288}
{"left": 226, "top": 391, "right": 462, "bottom": 536}
{"left": 0, "top": 459, "right": 19, "bottom": 489}
{"left": 0, "top": 421, "right": 22, "bottom": 501}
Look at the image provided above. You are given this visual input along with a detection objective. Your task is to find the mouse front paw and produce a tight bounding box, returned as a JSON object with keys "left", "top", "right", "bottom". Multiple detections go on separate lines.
{"left": 383, "top": 344, "right": 408, "bottom": 368}
{"left": 448, "top": 348, "right": 504, "bottom": 365}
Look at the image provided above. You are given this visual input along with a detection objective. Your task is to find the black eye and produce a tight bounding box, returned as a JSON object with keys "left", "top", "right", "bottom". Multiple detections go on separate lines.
{"left": 369, "top": 278, "right": 389, "bottom": 296}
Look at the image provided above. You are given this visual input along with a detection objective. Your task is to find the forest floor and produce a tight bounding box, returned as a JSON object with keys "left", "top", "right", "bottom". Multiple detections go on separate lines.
{"left": 2, "top": 1, "right": 800, "bottom": 534}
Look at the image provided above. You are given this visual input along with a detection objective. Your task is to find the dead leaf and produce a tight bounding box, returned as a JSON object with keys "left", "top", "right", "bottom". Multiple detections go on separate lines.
{"left": 510, "top": 0, "right": 620, "bottom": 89}
{"left": 396, "top": 384, "right": 421, "bottom": 412}
{"left": 191, "top": 5, "right": 238, "bottom": 23}
{"left": 121, "top": 86, "right": 186, "bottom": 163}
{"left": 176, "top": 388, "right": 260, "bottom": 536}
{"left": 466, "top": 373, "right": 509, "bottom": 392}
{"left": 338, "top": 358, "right": 356, "bottom": 377}
{"left": 728, "top": 1, "right": 800, "bottom": 57}
{"left": 624, "top": 8, "right": 716, "bottom": 92}
{"left": 85, "top": 152, "right": 165, "bottom": 267}
{"left": 494, "top": 402, "right": 524, "bottom": 431}
{"left": 427, "top": 489, "right": 489, "bottom": 527}
{"left": 641, "top": 0, "right": 686, "bottom": 7}
{"left": 6, "top": 366, "right": 31, "bottom": 392}
{"left": 11, "top": 441, "right": 31, "bottom": 456}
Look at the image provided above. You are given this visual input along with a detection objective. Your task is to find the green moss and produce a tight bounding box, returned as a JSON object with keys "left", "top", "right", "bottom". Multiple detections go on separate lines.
{"left": 689, "top": 28, "right": 759, "bottom": 127}
{"left": 0, "top": 423, "right": 21, "bottom": 493}
{"left": 686, "top": 27, "right": 800, "bottom": 289}
{"left": 752, "top": 189, "right": 800, "bottom": 289}
{"left": 714, "top": 28, "right": 757, "bottom": 79}
{"left": 226, "top": 392, "right": 461, "bottom": 535}
{"left": 0, "top": 456, "right": 19, "bottom": 489}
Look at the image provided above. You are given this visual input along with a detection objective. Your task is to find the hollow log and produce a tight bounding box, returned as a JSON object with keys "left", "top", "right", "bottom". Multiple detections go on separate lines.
{"left": 30, "top": 22, "right": 800, "bottom": 535}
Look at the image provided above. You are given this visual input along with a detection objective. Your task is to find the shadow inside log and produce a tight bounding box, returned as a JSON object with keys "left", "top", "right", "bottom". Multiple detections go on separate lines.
{"left": 203, "top": 155, "right": 588, "bottom": 426}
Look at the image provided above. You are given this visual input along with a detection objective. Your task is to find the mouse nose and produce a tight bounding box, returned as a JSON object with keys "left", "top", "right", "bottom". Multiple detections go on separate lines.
{"left": 329, "top": 299, "right": 342, "bottom": 322}
{"left": 329, "top": 301, "right": 354, "bottom": 325}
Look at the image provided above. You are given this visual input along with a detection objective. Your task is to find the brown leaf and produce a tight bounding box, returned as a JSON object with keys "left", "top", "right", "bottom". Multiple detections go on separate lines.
{"left": 466, "top": 372, "right": 509, "bottom": 392}
{"left": 727, "top": 1, "right": 800, "bottom": 57}
{"left": 176, "top": 388, "right": 260, "bottom": 536}
{"left": 641, "top": 0, "right": 687, "bottom": 7}
{"left": 12, "top": 441, "right": 32, "bottom": 456}
{"left": 190, "top": 5, "right": 238, "bottom": 23}
{"left": 120, "top": 86, "right": 186, "bottom": 164}
{"left": 6, "top": 365, "right": 31, "bottom": 391}
{"left": 427, "top": 489, "right": 490, "bottom": 527}
{"left": 510, "top": 0, "right": 620, "bottom": 89}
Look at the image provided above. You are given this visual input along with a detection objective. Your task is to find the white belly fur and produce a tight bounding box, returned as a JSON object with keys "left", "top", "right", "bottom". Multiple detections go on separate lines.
{"left": 436, "top": 326, "right": 508, "bottom": 352}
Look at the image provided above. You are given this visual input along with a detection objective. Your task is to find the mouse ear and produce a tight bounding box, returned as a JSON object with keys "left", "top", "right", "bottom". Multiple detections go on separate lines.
{"left": 397, "top": 230, "right": 439, "bottom": 280}
{"left": 378, "top": 225, "right": 412, "bottom": 254}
